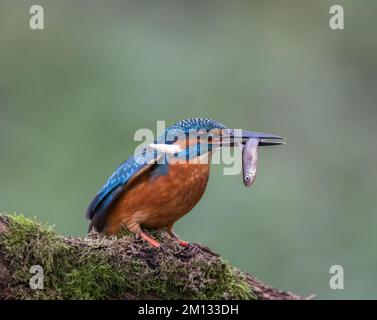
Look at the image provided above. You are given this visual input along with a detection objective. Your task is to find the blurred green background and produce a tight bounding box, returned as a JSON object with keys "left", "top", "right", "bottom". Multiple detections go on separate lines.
{"left": 1, "top": 0, "right": 376, "bottom": 299}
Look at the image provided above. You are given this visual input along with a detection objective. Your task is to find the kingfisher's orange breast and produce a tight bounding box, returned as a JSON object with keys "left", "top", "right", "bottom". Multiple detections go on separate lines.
{"left": 103, "top": 162, "right": 210, "bottom": 235}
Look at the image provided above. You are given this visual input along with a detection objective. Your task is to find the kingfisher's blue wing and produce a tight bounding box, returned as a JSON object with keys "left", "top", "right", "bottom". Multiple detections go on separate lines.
{"left": 86, "top": 156, "right": 143, "bottom": 220}
{"left": 86, "top": 148, "right": 161, "bottom": 232}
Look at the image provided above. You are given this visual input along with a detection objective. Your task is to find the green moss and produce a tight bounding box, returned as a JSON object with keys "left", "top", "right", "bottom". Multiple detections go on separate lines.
{"left": 61, "top": 255, "right": 125, "bottom": 299}
{"left": 0, "top": 214, "right": 70, "bottom": 299}
{"left": 1, "top": 214, "right": 65, "bottom": 272}
{"left": 203, "top": 260, "right": 255, "bottom": 300}
{"left": 0, "top": 213, "right": 255, "bottom": 300}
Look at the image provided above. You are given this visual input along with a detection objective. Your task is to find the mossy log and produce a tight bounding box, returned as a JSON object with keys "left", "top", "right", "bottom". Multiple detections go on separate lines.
{"left": 0, "top": 214, "right": 302, "bottom": 300}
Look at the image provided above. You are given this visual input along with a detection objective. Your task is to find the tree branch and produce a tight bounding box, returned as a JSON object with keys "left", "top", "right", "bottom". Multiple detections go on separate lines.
{"left": 0, "top": 214, "right": 302, "bottom": 300}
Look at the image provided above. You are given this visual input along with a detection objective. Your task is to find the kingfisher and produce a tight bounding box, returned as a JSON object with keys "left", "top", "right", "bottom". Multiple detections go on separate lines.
{"left": 86, "top": 118, "right": 284, "bottom": 247}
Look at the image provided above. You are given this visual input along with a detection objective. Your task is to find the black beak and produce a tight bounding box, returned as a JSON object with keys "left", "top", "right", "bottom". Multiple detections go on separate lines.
{"left": 221, "top": 129, "right": 285, "bottom": 146}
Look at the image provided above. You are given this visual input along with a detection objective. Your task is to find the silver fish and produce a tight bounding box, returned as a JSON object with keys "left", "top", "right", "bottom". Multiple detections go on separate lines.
{"left": 242, "top": 138, "right": 259, "bottom": 187}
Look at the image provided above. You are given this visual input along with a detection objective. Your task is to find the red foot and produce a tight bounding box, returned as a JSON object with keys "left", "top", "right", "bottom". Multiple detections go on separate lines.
{"left": 140, "top": 232, "right": 161, "bottom": 248}
{"left": 176, "top": 239, "right": 189, "bottom": 247}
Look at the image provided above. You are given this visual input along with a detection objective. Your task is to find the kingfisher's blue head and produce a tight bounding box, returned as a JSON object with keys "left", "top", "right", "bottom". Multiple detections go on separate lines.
{"left": 151, "top": 118, "right": 284, "bottom": 162}
{"left": 166, "top": 118, "right": 227, "bottom": 133}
